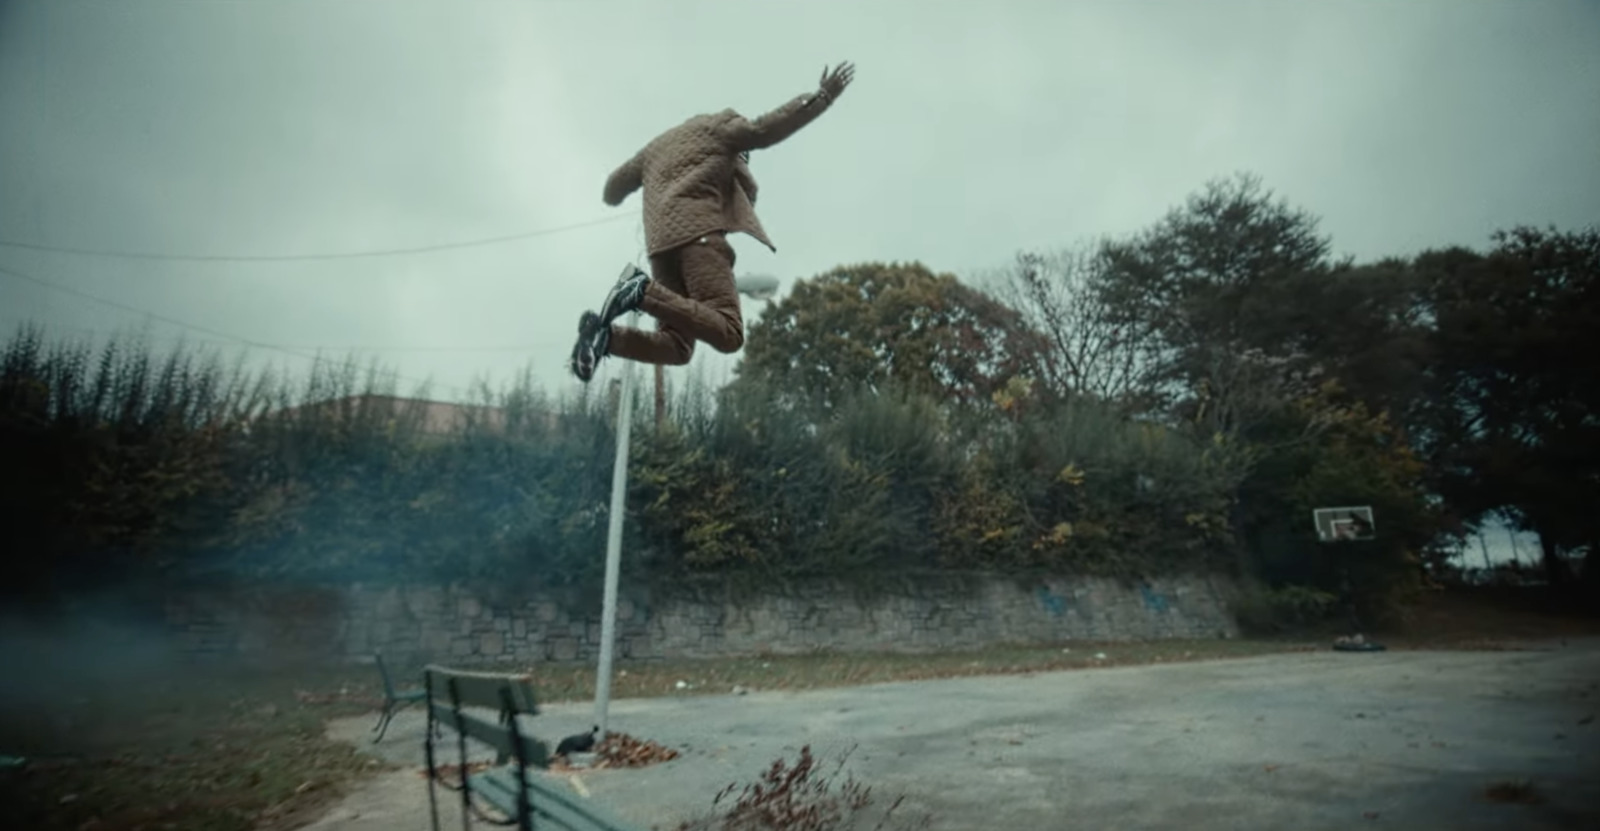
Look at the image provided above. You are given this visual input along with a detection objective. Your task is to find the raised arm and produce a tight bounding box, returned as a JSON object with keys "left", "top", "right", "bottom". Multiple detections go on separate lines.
{"left": 721, "top": 61, "right": 854, "bottom": 153}
{"left": 602, "top": 149, "right": 645, "bottom": 206}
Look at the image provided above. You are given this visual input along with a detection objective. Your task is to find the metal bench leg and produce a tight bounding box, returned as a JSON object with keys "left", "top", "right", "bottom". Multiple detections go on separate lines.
{"left": 373, "top": 702, "right": 394, "bottom": 743}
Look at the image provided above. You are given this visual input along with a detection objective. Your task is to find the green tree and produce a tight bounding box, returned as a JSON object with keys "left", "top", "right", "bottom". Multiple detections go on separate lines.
{"left": 1095, "top": 172, "right": 1340, "bottom": 436}
{"left": 1236, "top": 381, "right": 1440, "bottom": 625}
{"left": 734, "top": 262, "right": 1051, "bottom": 410}
{"left": 1415, "top": 227, "right": 1600, "bottom": 594}
{"left": 1083, "top": 174, "right": 1445, "bottom": 620}
{"left": 1268, "top": 257, "right": 1434, "bottom": 423}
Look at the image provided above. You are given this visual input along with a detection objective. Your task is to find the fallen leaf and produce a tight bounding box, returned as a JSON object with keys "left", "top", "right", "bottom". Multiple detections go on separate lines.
{"left": 418, "top": 761, "right": 493, "bottom": 781}
{"left": 1484, "top": 780, "right": 1543, "bottom": 805}
{"left": 589, "top": 732, "right": 680, "bottom": 768}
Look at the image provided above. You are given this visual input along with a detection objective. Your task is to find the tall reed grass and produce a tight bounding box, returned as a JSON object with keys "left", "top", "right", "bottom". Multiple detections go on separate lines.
{"left": 1, "top": 322, "right": 1245, "bottom": 602}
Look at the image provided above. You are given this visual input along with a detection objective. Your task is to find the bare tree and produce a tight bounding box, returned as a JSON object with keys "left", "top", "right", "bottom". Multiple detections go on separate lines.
{"left": 992, "top": 244, "right": 1166, "bottom": 406}
{"left": 1187, "top": 344, "right": 1335, "bottom": 444}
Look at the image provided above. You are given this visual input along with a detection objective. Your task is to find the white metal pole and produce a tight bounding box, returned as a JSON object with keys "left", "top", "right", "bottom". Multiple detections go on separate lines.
{"left": 592, "top": 283, "right": 771, "bottom": 737}
{"left": 593, "top": 312, "right": 637, "bottom": 738}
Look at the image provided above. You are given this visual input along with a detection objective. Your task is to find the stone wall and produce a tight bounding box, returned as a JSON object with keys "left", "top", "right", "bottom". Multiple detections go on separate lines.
{"left": 161, "top": 573, "right": 1242, "bottom": 664}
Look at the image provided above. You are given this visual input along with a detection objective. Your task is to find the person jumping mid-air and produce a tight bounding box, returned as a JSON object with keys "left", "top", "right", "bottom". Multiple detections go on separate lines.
{"left": 569, "top": 61, "right": 855, "bottom": 382}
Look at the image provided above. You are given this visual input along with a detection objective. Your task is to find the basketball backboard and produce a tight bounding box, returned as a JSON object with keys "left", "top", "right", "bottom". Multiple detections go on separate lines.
{"left": 1313, "top": 506, "right": 1376, "bottom": 542}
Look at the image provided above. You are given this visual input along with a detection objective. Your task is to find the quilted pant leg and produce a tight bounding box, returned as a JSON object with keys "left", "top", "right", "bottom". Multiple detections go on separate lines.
{"left": 606, "top": 250, "right": 694, "bottom": 366}
{"left": 606, "top": 233, "right": 744, "bottom": 364}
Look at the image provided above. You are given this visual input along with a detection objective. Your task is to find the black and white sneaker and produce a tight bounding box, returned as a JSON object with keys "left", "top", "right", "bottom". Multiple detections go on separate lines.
{"left": 569, "top": 311, "right": 610, "bottom": 383}
{"left": 599, "top": 263, "right": 650, "bottom": 323}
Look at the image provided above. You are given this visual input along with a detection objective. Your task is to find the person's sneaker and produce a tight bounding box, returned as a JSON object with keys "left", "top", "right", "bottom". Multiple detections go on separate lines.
{"left": 599, "top": 263, "right": 650, "bottom": 323}
{"left": 568, "top": 311, "right": 610, "bottom": 382}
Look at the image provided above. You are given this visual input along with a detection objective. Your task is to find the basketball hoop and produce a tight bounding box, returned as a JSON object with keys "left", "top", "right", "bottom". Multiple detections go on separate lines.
{"left": 1313, "top": 506, "right": 1376, "bottom": 542}
{"left": 1313, "top": 505, "right": 1385, "bottom": 652}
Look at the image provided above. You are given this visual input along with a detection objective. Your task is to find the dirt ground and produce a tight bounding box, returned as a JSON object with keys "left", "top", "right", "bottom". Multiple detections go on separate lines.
{"left": 303, "top": 638, "right": 1600, "bottom": 831}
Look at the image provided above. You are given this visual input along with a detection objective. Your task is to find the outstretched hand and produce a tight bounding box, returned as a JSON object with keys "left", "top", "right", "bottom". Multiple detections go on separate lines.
{"left": 819, "top": 61, "right": 855, "bottom": 101}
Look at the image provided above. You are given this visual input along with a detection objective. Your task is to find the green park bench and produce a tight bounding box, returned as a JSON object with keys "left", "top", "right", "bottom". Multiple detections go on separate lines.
{"left": 423, "top": 665, "right": 647, "bottom": 831}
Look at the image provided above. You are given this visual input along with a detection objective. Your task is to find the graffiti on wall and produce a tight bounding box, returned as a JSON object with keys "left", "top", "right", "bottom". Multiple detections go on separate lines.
{"left": 1140, "top": 582, "right": 1169, "bottom": 613}
{"left": 1036, "top": 585, "right": 1068, "bottom": 617}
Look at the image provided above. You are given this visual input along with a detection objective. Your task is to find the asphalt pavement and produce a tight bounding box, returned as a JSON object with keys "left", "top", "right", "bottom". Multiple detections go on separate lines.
{"left": 308, "top": 639, "right": 1600, "bottom": 830}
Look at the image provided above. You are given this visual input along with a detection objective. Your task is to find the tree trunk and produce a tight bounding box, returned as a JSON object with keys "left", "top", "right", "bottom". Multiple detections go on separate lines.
{"left": 1537, "top": 532, "right": 1577, "bottom": 587}
{"left": 1579, "top": 539, "right": 1600, "bottom": 611}
{"left": 655, "top": 365, "right": 666, "bottom": 429}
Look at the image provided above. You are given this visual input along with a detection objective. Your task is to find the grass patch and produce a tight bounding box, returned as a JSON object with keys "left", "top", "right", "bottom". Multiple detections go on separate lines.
{"left": 6, "top": 588, "right": 1582, "bottom": 831}
{"left": 1230, "top": 585, "right": 1600, "bottom": 650}
{"left": 0, "top": 663, "right": 392, "bottom": 831}
{"left": 1272, "top": 585, "right": 1600, "bottom": 650}
{"left": 1387, "top": 586, "right": 1600, "bottom": 645}
{"left": 422, "top": 638, "right": 1311, "bottom": 705}
{"left": 0, "top": 639, "right": 1302, "bottom": 831}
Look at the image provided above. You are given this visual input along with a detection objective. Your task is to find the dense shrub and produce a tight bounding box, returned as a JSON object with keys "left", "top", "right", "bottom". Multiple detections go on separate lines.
{"left": 1230, "top": 583, "right": 1342, "bottom": 634}
{"left": 932, "top": 382, "right": 1248, "bottom": 575}
{"left": 1, "top": 326, "right": 1246, "bottom": 601}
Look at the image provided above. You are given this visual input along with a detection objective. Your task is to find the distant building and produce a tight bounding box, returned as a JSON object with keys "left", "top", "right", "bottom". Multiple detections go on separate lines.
{"left": 256, "top": 393, "right": 538, "bottom": 436}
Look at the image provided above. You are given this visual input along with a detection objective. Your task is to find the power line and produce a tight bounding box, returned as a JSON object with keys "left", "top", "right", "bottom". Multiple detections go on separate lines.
{"left": 0, "top": 212, "right": 640, "bottom": 263}
{"left": 0, "top": 261, "right": 466, "bottom": 396}
{"left": 0, "top": 316, "right": 564, "bottom": 354}
{"left": 266, "top": 342, "right": 564, "bottom": 353}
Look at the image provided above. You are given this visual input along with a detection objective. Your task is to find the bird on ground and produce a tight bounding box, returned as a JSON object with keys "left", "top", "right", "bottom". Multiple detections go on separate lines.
{"left": 556, "top": 725, "right": 600, "bottom": 757}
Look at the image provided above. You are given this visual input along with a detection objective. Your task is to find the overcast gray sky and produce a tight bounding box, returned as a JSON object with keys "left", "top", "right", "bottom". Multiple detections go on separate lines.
{"left": 1, "top": 0, "right": 1596, "bottom": 403}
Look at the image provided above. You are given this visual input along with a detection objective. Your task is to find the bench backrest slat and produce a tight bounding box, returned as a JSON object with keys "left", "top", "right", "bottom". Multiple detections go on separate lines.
{"left": 428, "top": 702, "right": 551, "bottom": 768}
{"left": 423, "top": 665, "right": 540, "bottom": 714}
{"left": 522, "top": 775, "right": 641, "bottom": 831}
{"left": 475, "top": 770, "right": 644, "bottom": 831}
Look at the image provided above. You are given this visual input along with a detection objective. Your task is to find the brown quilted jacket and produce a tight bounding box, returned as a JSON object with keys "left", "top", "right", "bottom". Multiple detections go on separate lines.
{"left": 603, "top": 89, "right": 837, "bottom": 256}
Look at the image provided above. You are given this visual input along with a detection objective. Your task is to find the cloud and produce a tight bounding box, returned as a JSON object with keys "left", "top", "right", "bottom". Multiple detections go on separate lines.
{"left": 1, "top": 0, "right": 1596, "bottom": 401}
